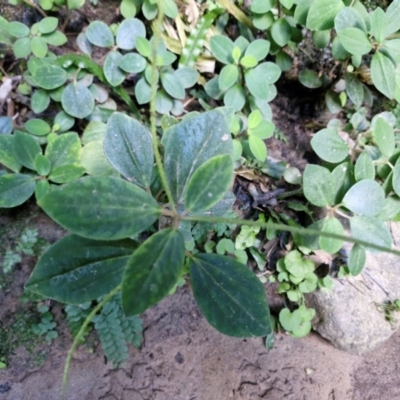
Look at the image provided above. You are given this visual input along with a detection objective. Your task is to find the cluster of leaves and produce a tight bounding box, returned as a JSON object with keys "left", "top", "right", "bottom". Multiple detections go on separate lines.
{"left": 276, "top": 250, "right": 332, "bottom": 337}
{"left": 31, "top": 303, "right": 58, "bottom": 342}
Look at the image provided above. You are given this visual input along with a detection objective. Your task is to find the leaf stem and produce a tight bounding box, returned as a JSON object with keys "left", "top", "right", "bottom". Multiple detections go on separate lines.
{"left": 216, "top": 0, "right": 255, "bottom": 31}
{"left": 150, "top": 4, "right": 177, "bottom": 215}
{"left": 61, "top": 285, "right": 122, "bottom": 398}
{"left": 22, "top": 0, "right": 47, "bottom": 18}
{"left": 182, "top": 215, "right": 400, "bottom": 256}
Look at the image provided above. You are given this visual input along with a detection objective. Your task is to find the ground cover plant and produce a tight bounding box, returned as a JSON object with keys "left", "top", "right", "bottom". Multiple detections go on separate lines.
{"left": 2, "top": 0, "right": 400, "bottom": 395}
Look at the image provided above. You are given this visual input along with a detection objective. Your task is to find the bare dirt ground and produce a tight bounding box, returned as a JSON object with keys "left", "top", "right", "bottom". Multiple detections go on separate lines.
{"left": 1, "top": 202, "right": 400, "bottom": 400}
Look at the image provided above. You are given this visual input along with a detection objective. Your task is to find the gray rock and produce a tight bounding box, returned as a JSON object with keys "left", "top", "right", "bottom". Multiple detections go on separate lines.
{"left": 306, "top": 222, "right": 400, "bottom": 354}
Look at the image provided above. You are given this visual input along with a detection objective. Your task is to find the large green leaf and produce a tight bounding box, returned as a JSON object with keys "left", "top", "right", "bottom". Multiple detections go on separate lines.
{"left": 307, "top": 0, "right": 345, "bottom": 31}
{"left": 189, "top": 253, "right": 271, "bottom": 337}
{"left": 303, "top": 164, "right": 335, "bottom": 207}
{"left": 0, "top": 174, "right": 36, "bottom": 208}
{"left": 334, "top": 7, "right": 368, "bottom": 33}
{"left": 12, "top": 131, "right": 42, "bottom": 171}
{"left": 185, "top": 155, "right": 233, "bottom": 213}
{"left": 342, "top": 179, "right": 384, "bottom": 216}
{"left": 62, "top": 82, "right": 95, "bottom": 118}
{"left": 122, "top": 229, "right": 185, "bottom": 316}
{"left": 354, "top": 152, "right": 375, "bottom": 181}
{"left": 104, "top": 112, "right": 153, "bottom": 188}
{"left": 162, "top": 110, "right": 232, "bottom": 204}
{"left": 310, "top": 128, "right": 348, "bottom": 163}
{"left": 38, "top": 176, "right": 161, "bottom": 240}
{"left": 26, "top": 235, "right": 137, "bottom": 304}
{"left": 210, "top": 35, "right": 234, "bottom": 64}
{"left": 350, "top": 215, "right": 391, "bottom": 253}
{"left": 371, "top": 52, "right": 395, "bottom": 99}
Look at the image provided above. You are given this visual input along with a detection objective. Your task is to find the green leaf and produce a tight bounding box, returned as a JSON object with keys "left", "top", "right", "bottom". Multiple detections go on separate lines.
{"left": 299, "top": 69, "right": 322, "bottom": 88}
{"left": 13, "top": 37, "right": 31, "bottom": 58}
{"left": 271, "top": 18, "right": 292, "bottom": 47}
{"left": 38, "top": 17, "right": 58, "bottom": 34}
{"left": 48, "top": 164, "right": 85, "bottom": 184}
{"left": 62, "top": 82, "right": 95, "bottom": 118}
{"left": 312, "top": 30, "right": 330, "bottom": 49}
{"left": 245, "top": 69, "right": 269, "bottom": 100}
{"left": 25, "top": 119, "right": 51, "bottom": 136}
{"left": 392, "top": 156, "right": 400, "bottom": 197}
{"left": 135, "top": 36, "right": 151, "bottom": 58}
{"left": 354, "top": 152, "right": 375, "bottom": 181}
{"left": 311, "top": 128, "right": 348, "bottom": 163}
{"left": 303, "top": 164, "right": 335, "bottom": 207}
{"left": 162, "top": 110, "right": 232, "bottom": 204}
{"left": 45, "top": 132, "right": 81, "bottom": 169}
{"left": 134, "top": 77, "right": 152, "bottom": 104}
{"left": 26, "top": 235, "right": 137, "bottom": 304}
{"left": 173, "top": 67, "right": 198, "bottom": 89}
{"left": 122, "top": 229, "right": 185, "bottom": 316}
{"left": 34, "top": 154, "right": 51, "bottom": 176}
{"left": 32, "top": 64, "right": 67, "bottom": 90}
{"left": 345, "top": 73, "right": 364, "bottom": 107}
{"left": 116, "top": 18, "right": 145, "bottom": 50}
{"left": 307, "top": 0, "right": 345, "bottom": 30}
{"left": 374, "top": 117, "right": 395, "bottom": 158}
{"left": 190, "top": 253, "right": 271, "bottom": 337}
{"left": 86, "top": 21, "right": 114, "bottom": 47}
{"left": 239, "top": 55, "right": 258, "bottom": 68}
{"left": 210, "top": 35, "right": 234, "bottom": 64}
{"left": 253, "top": 12, "right": 274, "bottom": 30}
{"left": 121, "top": 0, "right": 138, "bottom": 18}
{"left": 31, "top": 89, "right": 50, "bottom": 114}
{"left": 42, "top": 30, "right": 68, "bottom": 46}
{"left": 81, "top": 140, "right": 118, "bottom": 176}
{"left": 343, "top": 179, "right": 384, "bottom": 216}
{"left": 0, "top": 174, "right": 36, "bottom": 208}
{"left": 30, "top": 36, "right": 48, "bottom": 58}
{"left": 294, "top": 0, "right": 313, "bottom": 25}
{"left": 350, "top": 215, "right": 391, "bottom": 253}
{"left": 0, "top": 135, "right": 21, "bottom": 172}
{"left": 371, "top": 52, "right": 395, "bottom": 99}
{"left": 104, "top": 112, "right": 153, "bottom": 188}
{"left": 185, "top": 155, "right": 233, "bottom": 213}
{"left": 38, "top": 176, "right": 161, "bottom": 240}
{"left": 386, "top": 0, "right": 400, "bottom": 35}
{"left": 338, "top": 27, "right": 372, "bottom": 56}
{"left": 370, "top": 7, "right": 387, "bottom": 43}
{"left": 160, "top": 72, "right": 185, "bottom": 100}
{"left": 348, "top": 243, "right": 366, "bottom": 276}
{"left": 248, "top": 135, "right": 267, "bottom": 161}
{"left": 218, "top": 64, "right": 239, "bottom": 91}
{"left": 334, "top": 6, "right": 368, "bottom": 33}
{"left": 12, "top": 131, "right": 42, "bottom": 170}
{"left": 251, "top": 0, "right": 274, "bottom": 13}
{"left": 118, "top": 53, "right": 146, "bottom": 73}
{"left": 245, "top": 39, "right": 270, "bottom": 61}
{"left": 104, "top": 51, "right": 126, "bottom": 87}
{"left": 223, "top": 84, "right": 245, "bottom": 112}
{"left": 7, "top": 21, "right": 29, "bottom": 37}
{"left": 319, "top": 217, "right": 344, "bottom": 254}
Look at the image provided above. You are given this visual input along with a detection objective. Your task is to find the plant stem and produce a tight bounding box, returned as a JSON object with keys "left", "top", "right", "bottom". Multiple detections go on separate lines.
{"left": 182, "top": 215, "right": 400, "bottom": 256}
{"left": 23, "top": 0, "right": 47, "bottom": 17}
{"left": 216, "top": 0, "right": 255, "bottom": 31}
{"left": 61, "top": 0, "right": 70, "bottom": 32}
{"left": 150, "top": 4, "right": 177, "bottom": 215}
{"left": 61, "top": 285, "right": 122, "bottom": 398}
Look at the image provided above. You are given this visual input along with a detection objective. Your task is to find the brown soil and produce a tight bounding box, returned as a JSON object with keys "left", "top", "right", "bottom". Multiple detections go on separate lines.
{"left": 1, "top": 196, "right": 400, "bottom": 400}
